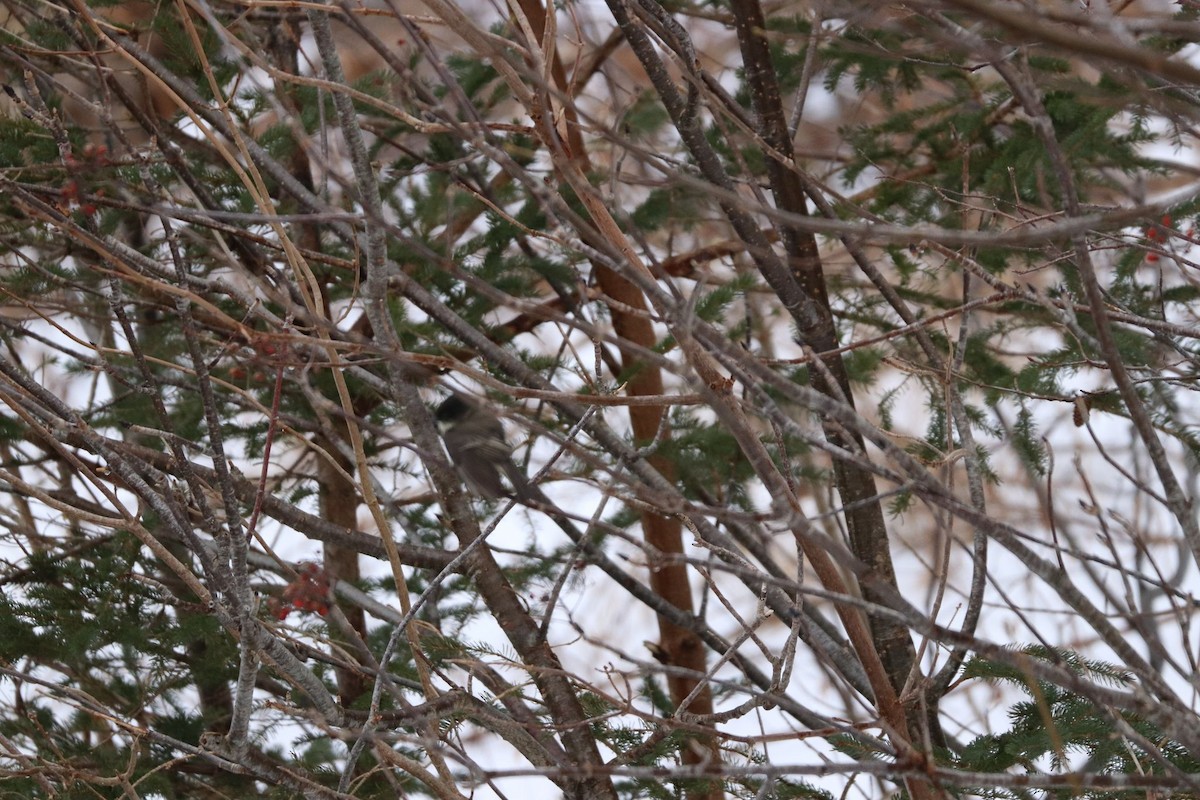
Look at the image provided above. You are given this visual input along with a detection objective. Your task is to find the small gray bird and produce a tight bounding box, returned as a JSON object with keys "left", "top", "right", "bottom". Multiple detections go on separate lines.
{"left": 436, "top": 394, "right": 590, "bottom": 546}
{"left": 435, "top": 394, "right": 535, "bottom": 501}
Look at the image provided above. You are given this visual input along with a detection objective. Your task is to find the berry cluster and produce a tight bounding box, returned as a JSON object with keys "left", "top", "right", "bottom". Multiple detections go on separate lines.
{"left": 270, "top": 562, "right": 331, "bottom": 620}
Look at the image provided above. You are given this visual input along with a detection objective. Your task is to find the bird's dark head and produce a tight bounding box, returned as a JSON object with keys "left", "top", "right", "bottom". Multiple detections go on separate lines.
{"left": 435, "top": 394, "right": 471, "bottom": 424}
